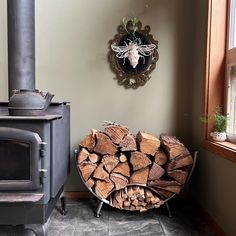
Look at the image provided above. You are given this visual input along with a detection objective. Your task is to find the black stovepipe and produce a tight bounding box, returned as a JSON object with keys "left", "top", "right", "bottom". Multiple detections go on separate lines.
{"left": 7, "top": 0, "right": 35, "bottom": 99}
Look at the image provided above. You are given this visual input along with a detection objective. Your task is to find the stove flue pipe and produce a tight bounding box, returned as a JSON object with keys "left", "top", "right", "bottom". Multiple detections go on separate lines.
{"left": 7, "top": 0, "right": 35, "bottom": 99}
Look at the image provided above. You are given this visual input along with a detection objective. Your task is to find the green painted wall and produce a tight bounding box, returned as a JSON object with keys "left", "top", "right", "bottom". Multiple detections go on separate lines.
{"left": 0, "top": 0, "right": 194, "bottom": 190}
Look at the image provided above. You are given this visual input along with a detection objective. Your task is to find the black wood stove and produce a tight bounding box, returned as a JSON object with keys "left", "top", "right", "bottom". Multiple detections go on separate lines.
{"left": 0, "top": 102, "right": 70, "bottom": 234}
{"left": 0, "top": 0, "right": 70, "bottom": 235}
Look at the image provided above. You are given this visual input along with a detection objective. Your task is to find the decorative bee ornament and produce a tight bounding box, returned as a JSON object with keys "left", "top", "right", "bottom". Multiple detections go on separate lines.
{"left": 108, "top": 17, "right": 159, "bottom": 89}
{"left": 111, "top": 40, "right": 156, "bottom": 69}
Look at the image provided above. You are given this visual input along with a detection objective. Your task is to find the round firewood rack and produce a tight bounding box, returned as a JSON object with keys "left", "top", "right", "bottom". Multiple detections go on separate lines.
{"left": 74, "top": 149, "right": 198, "bottom": 218}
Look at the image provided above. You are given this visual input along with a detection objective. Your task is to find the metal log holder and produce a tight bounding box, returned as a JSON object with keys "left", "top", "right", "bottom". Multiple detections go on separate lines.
{"left": 74, "top": 150, "right": 198, "bottom": 218}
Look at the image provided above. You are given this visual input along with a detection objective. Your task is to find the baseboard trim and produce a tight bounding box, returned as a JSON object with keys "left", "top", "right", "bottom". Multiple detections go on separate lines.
{"left": 65, "top": 191, "right": 94, "bottom": 199}
{"left": 195, "top": 203, "right": 227, "bottom": 236}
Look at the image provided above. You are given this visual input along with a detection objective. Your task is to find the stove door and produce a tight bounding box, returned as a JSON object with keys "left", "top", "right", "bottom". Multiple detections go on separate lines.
{"left": 0, "top": 127, "right": 42, "bottom": 190}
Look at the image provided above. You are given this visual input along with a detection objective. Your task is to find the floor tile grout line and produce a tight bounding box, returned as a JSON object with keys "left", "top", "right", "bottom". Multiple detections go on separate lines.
{"left": 107, "top": 209, "right": 110, "bottom": 236}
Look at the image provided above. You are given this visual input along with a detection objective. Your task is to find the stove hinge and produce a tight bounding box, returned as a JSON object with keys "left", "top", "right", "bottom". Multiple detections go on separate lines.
{"left": 39, "top": 169, "right": 48, "bottom": 184}
{"left": 39, "top": 142, "right": 47, "bottom": 158}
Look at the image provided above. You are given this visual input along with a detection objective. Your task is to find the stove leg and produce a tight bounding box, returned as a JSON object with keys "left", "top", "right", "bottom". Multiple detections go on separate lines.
{"left": 55, "top": 192, "right": 68, "bottom": 216}
{"left": 60, "top": 196, "right": 67, "bottom": 216}
{"left": 165, "top": 202, "right": 172, "bottom": 218}
{"left": 25, "top": 220, "right": 49, "bottom": 236}
{"left": 94, "top": 200, "right": 104, "bottom": 218}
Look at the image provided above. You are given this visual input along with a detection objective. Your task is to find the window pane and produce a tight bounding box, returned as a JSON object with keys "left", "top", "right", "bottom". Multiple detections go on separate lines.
{"left": 0, "top": 140, "right": 30, "bottom": 180}
{"left": 230, "top": 0, "right": 236, "bottom": 49}
{"left": 228, "top": 66, "right": 236, "bottom": 134}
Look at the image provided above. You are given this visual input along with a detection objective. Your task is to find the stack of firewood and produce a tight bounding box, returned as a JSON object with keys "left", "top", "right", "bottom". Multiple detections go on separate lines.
{"left": 76, "top": 122, "right": 193, "bottom": 212}
{"left": 110, "top": 186, "right": 161, "bottom": 212}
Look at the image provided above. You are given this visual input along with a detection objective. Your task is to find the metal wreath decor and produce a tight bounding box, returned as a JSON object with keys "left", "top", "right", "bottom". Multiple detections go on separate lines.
{"left": 108, "top": 18, "right": 159, "bottom": 89}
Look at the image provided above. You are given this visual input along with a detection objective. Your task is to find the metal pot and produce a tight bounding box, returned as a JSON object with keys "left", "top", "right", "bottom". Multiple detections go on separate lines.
{"left": 8, "top": 89, "right": 54, "bottom": 116}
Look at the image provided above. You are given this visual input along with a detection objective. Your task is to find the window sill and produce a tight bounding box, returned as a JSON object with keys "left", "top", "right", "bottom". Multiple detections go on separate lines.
{"left": 202, "top": 140, "right": 236, "bottom": 164}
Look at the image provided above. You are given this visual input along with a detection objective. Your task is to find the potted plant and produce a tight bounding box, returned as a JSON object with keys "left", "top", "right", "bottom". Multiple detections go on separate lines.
{"left": 201, "top": 107, "right": 228, "bottom": 142}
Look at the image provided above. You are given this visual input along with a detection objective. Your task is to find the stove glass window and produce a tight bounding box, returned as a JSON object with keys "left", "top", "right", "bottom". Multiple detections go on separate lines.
{"left": 0, "top": 140, "right": 30, "bottom": 180}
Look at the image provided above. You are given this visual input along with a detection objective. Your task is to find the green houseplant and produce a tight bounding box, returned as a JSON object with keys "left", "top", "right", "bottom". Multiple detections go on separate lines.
{"left": 201, "top": 107, "right": 228, "bottom": 142}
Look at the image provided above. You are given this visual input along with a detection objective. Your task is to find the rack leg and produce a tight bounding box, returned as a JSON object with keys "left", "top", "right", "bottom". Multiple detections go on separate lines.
{"left": 165, "top": 202, "right": 172, "bottom": 218}
{"left": 94, "top": 201, "right": 104, "bottom": 218}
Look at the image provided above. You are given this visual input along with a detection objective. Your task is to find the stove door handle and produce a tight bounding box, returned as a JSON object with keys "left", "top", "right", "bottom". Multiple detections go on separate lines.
{"left": 39, "top": 169, "right": 48, "bottom": 184}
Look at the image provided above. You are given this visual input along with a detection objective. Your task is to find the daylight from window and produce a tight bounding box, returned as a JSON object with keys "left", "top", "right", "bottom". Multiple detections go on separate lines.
{"left": 227, "top": 0, "right": 236, "bottom": 138}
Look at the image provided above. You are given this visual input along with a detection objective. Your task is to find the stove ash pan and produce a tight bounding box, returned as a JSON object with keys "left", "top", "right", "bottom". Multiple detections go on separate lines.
{"left": 0, "top": 102, "right": 70, "bottom": 225}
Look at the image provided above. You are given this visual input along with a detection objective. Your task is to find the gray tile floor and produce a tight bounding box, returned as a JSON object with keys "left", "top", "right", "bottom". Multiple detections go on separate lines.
{"left": 0, "top": 198, "right": 216, "bottom": 236}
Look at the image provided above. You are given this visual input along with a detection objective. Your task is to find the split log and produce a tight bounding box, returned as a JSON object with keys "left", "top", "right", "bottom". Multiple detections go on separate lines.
{"left": 110, "top": 186, "right": 162, "bottom": 212}
{"left": 121, "top": 188, "right": 128, "bottom": 199}
{"left": 148, "top": 179, "right": 182, "bottom": 194}
{"left": 131, "top": 199, "right": 139, "bottom": 207}
{"left": 94, "top": 132, "right": 117, "bottom": 155}
{"left": 93, "top": 164, "right": 109, "bottom": 182}
{"left": 80, "top": 134, "right": 96, "bottom": 152}
{"left": 104, "top": 124, "right": 129, "bottom": 144}
{"left": 127, "top": 187, "right": 134, "bottom": 198}
{"left": 148, "top": 162, "right": 165, "bottom": 180}
{"left": 123, "top": 200, "right": 131, "bottom": 207}
{"left": 130, "top": 167, "right": 149, "bottom": 185}
{"left": 137, "top": 187, "right": 145, "bottom": 201}
{"left": 137, "top": 132, "right": 160, "bottom": 156}
{"left": 110, "top": 173, "right": 128, "bottom": 190}
{"left": 119, "top": 154, "right": 127, "bottom": 163}
{"left": 88, "top": 153, "right": 100, "bottom": 163}
{"left": 91, "top": 129, "right": 97, "bottom": 137}
{"left": 95, "top": 180, "right": 114, "bottom": 199}
{"left": 167, "top": 153, "right": 193, "bottom": 171}
{"left": 113, "top": 190, "right": 123, "bottom": 208}
{"left": 85, "top": 178, "right": 95, "bottom": 188}
{"left": 168, "top": 170, "right": 189, "bottom": 184}
{"left": 102, "top": 155, "right": 119, "bottom": 173}
{"left": 130, "top": 151, "right": 151, "bottom": 171}
{"left": 145, "top": 189, "right": 153, "bottom": 202}
{"left": 160, "top": 134, "right": 189, "bottom": 159}
{"left": 119, "top": 134, "right": 137, "bottom": 152}
{"left": 153, "top": 188, "right": 173, "bottom": 198}
{"left": 79, "top": 162, "right": 97, "bottom": 182}
{"left": 112, "top": 161, "right": 130, "bottom": 177}
{"left": 154, "top": 150, "right": 168, "bottom": 165}
{"left": 78, "top": 148, "right": 90, "bottom": 163}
